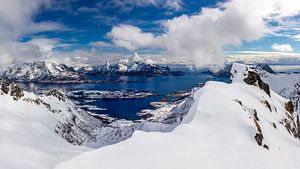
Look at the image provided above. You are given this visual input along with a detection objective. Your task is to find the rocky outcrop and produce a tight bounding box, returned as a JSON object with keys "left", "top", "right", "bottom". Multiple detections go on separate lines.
{"left": 243, "top": 70, "right": 270, "bottom": 96}
{"left": 0, "top": 79, "right": 24, "bottom": 100}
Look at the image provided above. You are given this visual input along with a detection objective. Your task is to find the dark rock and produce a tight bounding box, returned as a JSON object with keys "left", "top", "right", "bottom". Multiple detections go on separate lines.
{"left": 254, "top": 109, "right": 259, "bottom": 121}
{"left": 1, "top": 81, "right": 10, "bottom": 94}
{"left": 263, "top": 144, "right": 269, "bottom": 150}
{"left": 285, "top": 101, "right": 294, "bottom": 114}
{"left": 272, "top": 122, "right": 277, "bottom": 129}
{"left": 10, "top": 84, "right": 24, "bottom": 100}
{"left": 0, "top": 80, "right": 24, "bottom": 100}
{"left": 263, "top": 100, "right": 272, "bottom": 112}
{"left": 45, "top": 89, "right": 67, "bottom": 102}
{"left": 254, "top": 133, "right": 264, "bottom": 146}
{"left": 244, "top": 71, "right": 270, "bottom": 96}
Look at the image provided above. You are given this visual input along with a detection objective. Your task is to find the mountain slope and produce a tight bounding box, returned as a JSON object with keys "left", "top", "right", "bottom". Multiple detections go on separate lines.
{"left": 231, "top": 63, "right": 300, "bottom": 112}
{"left": 55, "top": 65, "right": 300, "bottom": 169}
{"left": 0, "top": 80, "right": 88, "bottom": 169}
{"left": 0, "top": 80, "right": 145, "bottom": 169}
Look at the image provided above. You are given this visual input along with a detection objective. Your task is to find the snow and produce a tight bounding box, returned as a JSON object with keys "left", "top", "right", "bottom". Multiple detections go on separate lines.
{"left": 0, "top": 82, "right": 148, "bottom": 169}
{"left": 2, "top": 61, "right": 82, "bottom": 82}
{"left": 98, "top": 60, "right": 170, "bottom": 75}
{"left": 0, "top": 87, "right": 89, "bottom": 169}
{"left": 2, "top": 62, "right": 300, "bottom": 169}
{"left": 55, "top": 78, "right": 300, "bottom": 169}
{"left": 231, "top": 63, "right": 300, "bottom": 112}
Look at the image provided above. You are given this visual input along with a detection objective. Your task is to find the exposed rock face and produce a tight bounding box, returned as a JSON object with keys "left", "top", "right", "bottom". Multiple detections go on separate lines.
{"left": 285, "top": 101, "right": 294, "bottom": 114}
{"left": 254, "top": 133, "right": 264, "bottom": 146}
{"left": 0, "top": 79, "right": 24, "bottom": 100}
{"left": 1, "top": 61, "right": 84, "bottom": 83}
{"left": 45, "top": 89, "right": 67, "bottom": 101}
{"left": 243, "top": 70, "right": 270, "bottom": 96}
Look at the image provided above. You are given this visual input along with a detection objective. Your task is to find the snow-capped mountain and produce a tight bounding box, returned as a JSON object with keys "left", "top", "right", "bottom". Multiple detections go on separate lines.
{"left": 55, "top": 63, "right": 300, "bottom": 169}
{"left": 97, "top": 61, "right": 171, "bottom": 76}
{"left": 1, "top": 61, "right": 84, "bottom": 83}
{"left": 77, "top": 53, "right": 171, "bottom": 76}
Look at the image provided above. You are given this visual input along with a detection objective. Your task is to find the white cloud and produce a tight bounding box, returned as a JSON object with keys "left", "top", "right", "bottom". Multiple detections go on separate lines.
{"left": 29, "top": 38, "right": 60, "bottom": 53}
{"left": 0, "top": 0, "right": 66, "bottom": 66}
{"left": 99, "top": 0, "right": 182, "bottom": 11}
{"left": 0, "top": 0, "right": 65, "bottom": 41}
{"left": 227, "top": 51, "right": 300, "bottom": 65}
{"left": 108, "top": 0, "right": 300, "bottom": 69}
{"left": 107, "top": 24, "right": 162, "bottom": 50}
{"left": 89, "top": 41, "right": 114, "bottom": 48}
{"left": 293, "top": 34, "right": 300, "bottom": 41}
{"left": 0, "top": 42, "right": 42, "bottom": 66}
{"left": 271, "top": 43, "right": 293, "bottom": 52}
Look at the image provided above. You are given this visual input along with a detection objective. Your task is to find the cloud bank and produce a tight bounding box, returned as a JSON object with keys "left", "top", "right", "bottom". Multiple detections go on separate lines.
{"left": 0, "top": 0, "right": 65, "bottom": 66}
{"left": 272, "top": 44, "right": 294, "bottom": 52}
{"left": 108, "top": 0, "right": 300, "bottom": 69}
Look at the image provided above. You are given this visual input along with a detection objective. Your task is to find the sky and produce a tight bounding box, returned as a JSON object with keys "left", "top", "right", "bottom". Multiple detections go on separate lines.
{"left": 0, "top": 0, "right": 300, "bottom": 67}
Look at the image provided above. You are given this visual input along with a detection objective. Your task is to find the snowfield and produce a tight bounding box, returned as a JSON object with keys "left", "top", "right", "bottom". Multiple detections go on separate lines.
{"left": 55, "top": 67, "right": 300, "bottom": 169}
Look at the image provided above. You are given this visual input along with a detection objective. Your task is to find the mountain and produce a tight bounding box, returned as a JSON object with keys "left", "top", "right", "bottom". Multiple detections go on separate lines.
{"left": 1, "top": 61, "right": 84, "bottom": 83}
{"left": 54, "top": 64, "right": 300, "bottom": 169}
{"left": 97, "top": 61, "right": 171, "bottom": 76}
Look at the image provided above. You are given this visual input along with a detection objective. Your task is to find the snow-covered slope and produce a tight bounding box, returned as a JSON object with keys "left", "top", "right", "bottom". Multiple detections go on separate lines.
{"left": 231, "top": 63, "right": 300, "bottom": 112}
{"left": 1, "top": 61, "right": 83, "bottom": 83}
{"left": 55, "top": 65, "right": 300, "bottom": 169}
{"left": 0, "top": 80, "right": 149, "bottom": 169}
{"left": 0, "top": 80, "right": 90, "bottom": 169}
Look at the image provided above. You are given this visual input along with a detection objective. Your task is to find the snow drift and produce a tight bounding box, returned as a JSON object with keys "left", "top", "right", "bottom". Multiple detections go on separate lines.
{"left": 55, "top": 64, "right": 300, "bottom": 169}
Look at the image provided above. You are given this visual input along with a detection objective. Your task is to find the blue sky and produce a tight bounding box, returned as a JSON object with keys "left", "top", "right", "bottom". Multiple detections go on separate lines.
{"left": 1, "top": 0, "right": 300, "bottom": 66}
{"left": 30, "top": 0, "right": 300, "bottom": 52}
{"left": 32, "top": 0, "right": 223, "bottom": 49}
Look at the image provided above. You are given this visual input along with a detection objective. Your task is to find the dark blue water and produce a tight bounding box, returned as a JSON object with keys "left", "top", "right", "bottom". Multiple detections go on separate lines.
{"left": 20, "top": 72, "right": 230, "bottom": 120}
